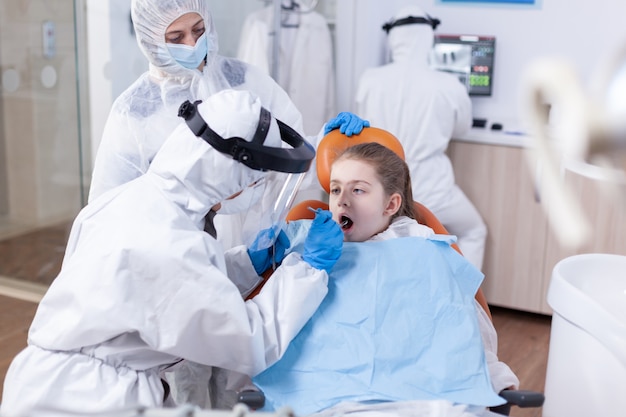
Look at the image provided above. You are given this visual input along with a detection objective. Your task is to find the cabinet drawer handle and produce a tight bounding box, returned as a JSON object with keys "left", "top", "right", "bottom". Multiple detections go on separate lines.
{"left": 534, "top": 160, "right": 542, "bottom": 203}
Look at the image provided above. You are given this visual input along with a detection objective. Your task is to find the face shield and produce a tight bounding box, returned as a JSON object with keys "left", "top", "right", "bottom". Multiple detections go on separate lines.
{"left": 178, "top": 98, "right": 315, "bottom": 251}
{"left": 217, "top": 172, "right": 306, "bottom": 251}
{"left": 382, "top": 14, "right": 440, "bottom": 33}
{"left": 382, "top": 7, "right": 439, "bottom": 63}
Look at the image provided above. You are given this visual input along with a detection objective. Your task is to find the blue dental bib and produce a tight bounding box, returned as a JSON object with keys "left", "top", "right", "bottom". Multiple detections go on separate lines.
{"left": 254, "top": 236, "right": 504, "bottom": 415}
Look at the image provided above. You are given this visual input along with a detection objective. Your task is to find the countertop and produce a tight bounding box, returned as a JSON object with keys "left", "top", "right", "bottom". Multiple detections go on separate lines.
{"left": 454, "top": 128, "right": 626, "bottom": 184}
{"left": 452, "top": 128, "right": 529, "bottom": 148}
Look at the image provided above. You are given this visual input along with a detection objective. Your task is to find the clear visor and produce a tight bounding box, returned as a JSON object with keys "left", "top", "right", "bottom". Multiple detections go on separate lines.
{"left": 221, "top": 172, "right": 305, "bottom": 252}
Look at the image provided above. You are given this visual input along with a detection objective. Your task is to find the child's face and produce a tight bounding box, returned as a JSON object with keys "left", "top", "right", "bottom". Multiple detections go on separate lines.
{"left": 329, "top": 158, "right": 399, "bottom": 242}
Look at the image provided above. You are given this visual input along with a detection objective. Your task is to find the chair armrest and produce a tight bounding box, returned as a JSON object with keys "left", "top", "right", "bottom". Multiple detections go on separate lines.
{"left": 490, "top": 389, "right": 545, "bottom": 415}
{"left": 237, "top": 390, "right": 266, "bottom": 410}
{"left": 499, "top": 389, "right": 545, "bottom": 408}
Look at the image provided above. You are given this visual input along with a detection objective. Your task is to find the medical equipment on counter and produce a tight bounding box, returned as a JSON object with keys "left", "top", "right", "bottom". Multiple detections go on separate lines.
{"left": 522, "top": 47, "right": 626, "bottom": 249}
{"left": 429, "top": 34, "right": 496, "bottom": 97}
{"left": 543, "top": 253, "right": 626, "bottom": 417}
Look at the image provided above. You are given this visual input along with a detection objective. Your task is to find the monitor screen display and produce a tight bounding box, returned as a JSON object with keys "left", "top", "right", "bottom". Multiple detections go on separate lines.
{"left": 429, "top": 34, "right": 496, "bottom": 96}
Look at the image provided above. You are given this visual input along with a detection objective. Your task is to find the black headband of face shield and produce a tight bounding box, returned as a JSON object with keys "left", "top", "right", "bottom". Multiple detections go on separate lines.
{"left": 382, "top": 15, "right": 441, "bottom": 33}
{"left": 178, "top": 99, "right": 315, "bottom": 174}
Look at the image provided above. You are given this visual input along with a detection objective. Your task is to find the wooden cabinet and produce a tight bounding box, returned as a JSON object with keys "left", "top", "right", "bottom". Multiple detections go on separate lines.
{"left": 541, "top": 165, "right": 626, "bottom": 302}
{"left": 448, "top": 141, "right": 552, "bottom": 314}
{"left": 448, "top": 141, "right": 626, "bottom": 315}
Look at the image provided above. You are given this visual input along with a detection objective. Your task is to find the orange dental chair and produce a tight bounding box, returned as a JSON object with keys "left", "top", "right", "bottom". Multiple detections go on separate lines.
{"left": 242, "top": 127, "right": 544, "bottom": 415}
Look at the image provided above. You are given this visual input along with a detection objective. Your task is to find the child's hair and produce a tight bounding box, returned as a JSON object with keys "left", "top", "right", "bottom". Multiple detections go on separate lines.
{"left": 334, "top": 142, "right": 416, "bottom": 221}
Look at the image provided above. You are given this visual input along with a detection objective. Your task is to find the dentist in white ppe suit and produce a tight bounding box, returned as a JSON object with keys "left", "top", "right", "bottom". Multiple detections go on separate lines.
{"left": 355, "top": 6, "right": 487, "bottom": 270}
{"left": 0, "top": 89, "right": 343, "bottom": 416}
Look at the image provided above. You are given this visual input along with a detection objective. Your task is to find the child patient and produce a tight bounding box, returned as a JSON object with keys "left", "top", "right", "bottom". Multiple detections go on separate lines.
{"left": 252, "top": 142, "right": 518, "bottom": 416}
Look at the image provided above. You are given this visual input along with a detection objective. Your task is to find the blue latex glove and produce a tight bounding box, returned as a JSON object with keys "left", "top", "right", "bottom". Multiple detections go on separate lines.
{"left": 323, "top": 112, "right": 370, "bottom": 137}
{"left": 247, "top": 229, "right": 291, "bottom": 275}
{"left": 302, "top": 209, "right": 343, "bottom": 273}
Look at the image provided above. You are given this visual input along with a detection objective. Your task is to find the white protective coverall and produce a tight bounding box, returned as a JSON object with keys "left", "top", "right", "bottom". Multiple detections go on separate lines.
{"left": 89, "top": 0, "right": 322, "bottom": 250}
{"left": 355, "top": 6, "right": 487, "bottom": 270}
{"left": 237, "top": 5, "right": 336, "bottom": 136}
{"left": 0, "top": 90, "right": 330, "bottom": 416}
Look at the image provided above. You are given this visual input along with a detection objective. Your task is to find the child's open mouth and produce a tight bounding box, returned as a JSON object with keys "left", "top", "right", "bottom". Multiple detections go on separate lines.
{"left": 340, "top": 215, "right": 353, "bottom": 230}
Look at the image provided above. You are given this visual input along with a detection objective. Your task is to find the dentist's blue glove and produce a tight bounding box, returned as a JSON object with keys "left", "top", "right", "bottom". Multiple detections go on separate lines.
{"left": 247, "top": 229, "right": 291, "bottom": 275}
{"left": 303, "top": 209, "right": 343, "bottom": 273}
{"left": 323, "top": 112, "right": 370, "bottom": 137}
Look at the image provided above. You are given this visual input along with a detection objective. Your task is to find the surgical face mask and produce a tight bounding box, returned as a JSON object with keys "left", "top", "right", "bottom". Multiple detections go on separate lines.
{"left": 217, "top": 179, "right": 265, "bottom": 215}
{"left": 167, "top": 33, "right": 209, "bottom": 70}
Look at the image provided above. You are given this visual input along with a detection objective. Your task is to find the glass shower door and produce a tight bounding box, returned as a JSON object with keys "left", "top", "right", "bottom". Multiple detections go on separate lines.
{"left": 0, "top": 0, "right": 88, "bottom": 293}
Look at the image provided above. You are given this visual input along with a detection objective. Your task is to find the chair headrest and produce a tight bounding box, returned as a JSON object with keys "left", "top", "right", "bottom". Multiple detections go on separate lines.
{"left": 316, "top": 127, "right": 406, "bottom": 193}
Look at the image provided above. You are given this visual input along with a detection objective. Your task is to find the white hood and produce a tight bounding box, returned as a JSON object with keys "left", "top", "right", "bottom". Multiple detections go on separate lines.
{"left": 387, "top": 6, "right": 435, "bottom": 65}
{"left": 147, "top": 90, "right": 283, "bottom": 226}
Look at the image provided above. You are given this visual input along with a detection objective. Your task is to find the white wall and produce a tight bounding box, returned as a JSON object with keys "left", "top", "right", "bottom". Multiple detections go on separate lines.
{"left": 206, "top": 0, "right": 269, "bottom": 58}
{"left": 335, "top": 0, "right": 626, "bottom": 131}
{"left": 89, "top": 0, "right": 626, "bottom": 147}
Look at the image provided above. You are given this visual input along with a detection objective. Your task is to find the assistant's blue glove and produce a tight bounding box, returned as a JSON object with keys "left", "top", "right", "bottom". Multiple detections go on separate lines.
{"left": 247, "top": 229, "right": 291, "bottom": 275}
{"left": 303, "top": 209, "right": 343, "bottom": 273}
{"left": 323, "top": 112, "right": 370, "bottom": 137}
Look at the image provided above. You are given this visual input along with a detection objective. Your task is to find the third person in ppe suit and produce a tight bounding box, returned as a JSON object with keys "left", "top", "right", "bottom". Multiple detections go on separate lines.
{"left": 0, "top": 89, "right": 344, "bottom": 416}
{"left": 355, "top": 5, "right": 487, "bottom": 270}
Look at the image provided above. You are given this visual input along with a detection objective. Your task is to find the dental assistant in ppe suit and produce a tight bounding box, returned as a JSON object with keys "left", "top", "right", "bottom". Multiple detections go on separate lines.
{"left": 0, "top": 89, "right": 344, "bottom": 416}
{"left": 89, "top": 0, "right": 361, "bottom": 250}
{"left": 355, "top": 6, "right": 487, "bottom": 270}
{"left": 89, "top": 0, "right": 303, "bottom": 205}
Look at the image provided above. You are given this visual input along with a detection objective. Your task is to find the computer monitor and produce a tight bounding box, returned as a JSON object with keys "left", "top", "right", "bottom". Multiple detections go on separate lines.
{"left": 429, "top": 34, "right": 496, "bottom": 96}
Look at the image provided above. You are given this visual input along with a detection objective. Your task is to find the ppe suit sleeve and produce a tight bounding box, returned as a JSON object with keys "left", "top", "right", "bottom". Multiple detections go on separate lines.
{"left": 224, "top": 245, "right": 264, "bottom": 298}
{"left": 354, "top": 69, "right": 376, "bottom": 118}
{"left": 152, "top": 251, "right": 328, "bottom": 378}
{"left": 245, "top": 252, "right": 329, "bottom": 374}
{"left": 475, "top": 300, "right": 520, "bottom": 393}
{"left": 89, "top": 110, "right": 144, "bottom": 203}
{"left": 450, "top": 81, "right": 473, "bottom": 139}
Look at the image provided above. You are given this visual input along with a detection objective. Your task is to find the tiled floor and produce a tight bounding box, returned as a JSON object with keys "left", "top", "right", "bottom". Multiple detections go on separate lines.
{"left": 0, "top": 224, "right": 552, "bottom": 417}
{"left": 0, "top": 295, "right": 39, "bottom": 401}
{"left": 0, "top": 221, "right": 71, "bottom": 287}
